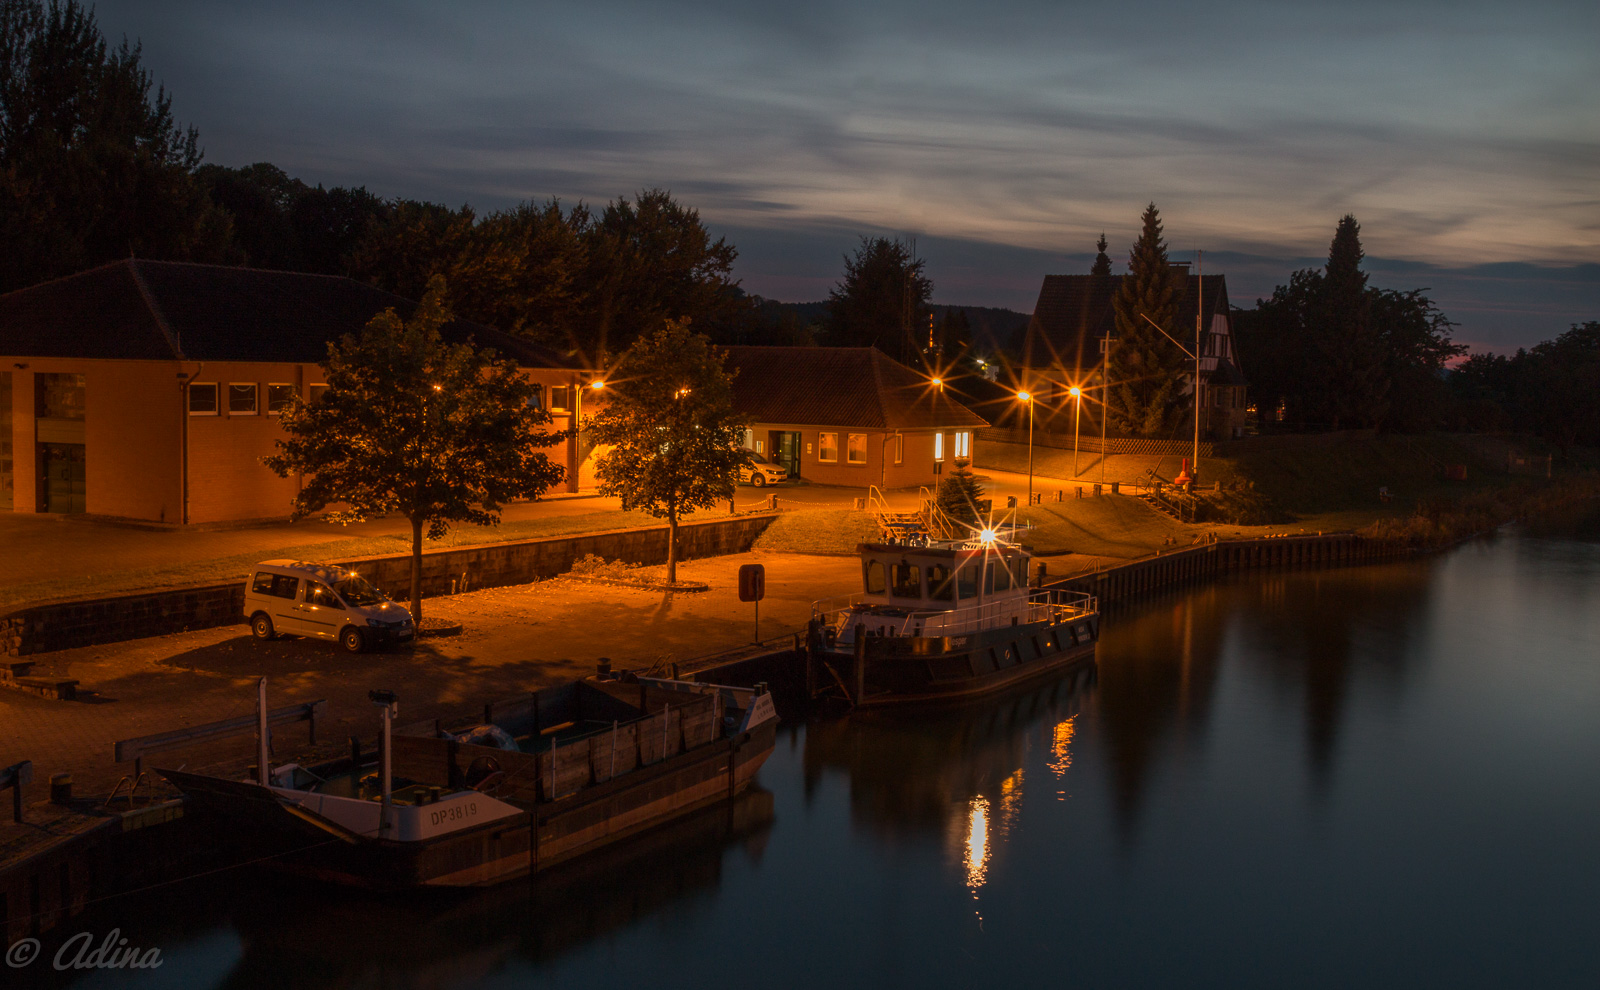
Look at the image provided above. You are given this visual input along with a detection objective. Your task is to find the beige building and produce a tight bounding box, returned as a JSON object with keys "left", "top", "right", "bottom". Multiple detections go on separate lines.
{"left": 723, "top": 346, "right": 987, "bottom": 490}
{"left": 0, "top": 260, "right": 594, "bottom": 524}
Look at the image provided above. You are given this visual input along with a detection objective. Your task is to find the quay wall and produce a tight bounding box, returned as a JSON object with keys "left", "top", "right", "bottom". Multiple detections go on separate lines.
{"left": 1042, "top": 532, "right": 1410, "bottom": 607}
{"left": 2, "top": 513, "right": 779, "bottom": 656}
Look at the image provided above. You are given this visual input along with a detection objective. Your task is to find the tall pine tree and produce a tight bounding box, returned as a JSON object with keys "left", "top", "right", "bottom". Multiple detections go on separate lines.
{"left": 1109, "top": 205, "right": 1186, "bottom": 437}
{"left": 1315, "top": 215, "right": 1387, "bottom": 429}
{"left": 1090, "top": 233, "right": 1113, "bottom": 278}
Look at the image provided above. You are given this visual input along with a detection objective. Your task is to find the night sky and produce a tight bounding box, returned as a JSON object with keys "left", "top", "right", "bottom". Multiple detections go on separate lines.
{"left": 90, "top": 0, "right": 1597, "bottom": 353}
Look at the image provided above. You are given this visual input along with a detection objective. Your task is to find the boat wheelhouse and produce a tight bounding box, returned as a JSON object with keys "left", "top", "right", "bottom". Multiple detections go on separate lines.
{"left": 809, "top": 537, "right": 1098, "bottom": 707}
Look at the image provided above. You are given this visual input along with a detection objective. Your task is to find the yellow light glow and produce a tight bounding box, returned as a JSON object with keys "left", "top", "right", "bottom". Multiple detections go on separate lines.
{"left": 674, "top": 387, "right": 690, "bottom": 399}
{"left": 1068, "top": 386, "right": 1081, "bottom": 397}
{"left": 931, "top": 378, "right": 942, "bottom": 387}
{"left": 432, "top": 384, "right": 442, "bottom": 392}
{"left": 1016, "top": 390, "right": 1031, "bottom": 402}
{"left": 590, "top": 380, "right": 605, "bottom": 390}
{"left": 964, "top": 795, "right": 990, "bottom": 891}
{"left": 979, "top": 528, "right": 996, "bottom": 543}
{"left": 1049, "top": 716, "right": 1076, "bottom": 777}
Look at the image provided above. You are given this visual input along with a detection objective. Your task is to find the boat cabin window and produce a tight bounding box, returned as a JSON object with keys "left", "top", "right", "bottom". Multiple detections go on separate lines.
{"left": 928, "top": 564, "right": 954, "bottom": 601}
{"left": 988, "top": 559, "right": 1011, "bottom": 593}
{"left": 865, "top": 559, "right": 886, "bottom": 594}
{"left": 890, "top": 562, "right": 921, "bottom": 599}
{"left": 958, "top": 565, "right": 979, "bottom": 599}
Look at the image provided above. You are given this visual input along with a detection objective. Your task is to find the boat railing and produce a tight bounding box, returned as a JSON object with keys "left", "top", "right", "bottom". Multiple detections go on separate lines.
{"left": 814, "top": 588, "right": 1097, "bottom": 642}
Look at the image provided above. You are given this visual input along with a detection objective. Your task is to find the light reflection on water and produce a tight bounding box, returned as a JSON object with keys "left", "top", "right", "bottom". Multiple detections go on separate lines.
{"left": 27, "top": 510, "right": 1600, "bottom": 990}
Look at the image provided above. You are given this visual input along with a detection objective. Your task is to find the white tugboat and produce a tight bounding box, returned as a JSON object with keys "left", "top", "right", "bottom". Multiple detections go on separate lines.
{"left": 808, "top": 531, "right": 1099, "bottom": 708}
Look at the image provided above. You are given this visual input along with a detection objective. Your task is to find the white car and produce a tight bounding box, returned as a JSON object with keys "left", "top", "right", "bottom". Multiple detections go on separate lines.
{"left": 739, "top": 450, "right": 788, "bottom": 487}
{"left": 244, "top": 560, "right": 415, "bottom": 653}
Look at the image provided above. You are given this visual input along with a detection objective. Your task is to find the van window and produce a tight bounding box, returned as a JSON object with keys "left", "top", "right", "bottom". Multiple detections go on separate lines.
{"left": 958, "top": 565, "right": 978, "bottom": 599}
{"left": 928, "top": 564, "right": 953, "bottom": 601}
{"left": 890, "top": 563, "right": 921, "bottom": 599}
{"left": 865, "top": 560, "right": 885, "bottom": 594}
{"left": 334, "top": 574, "right": 387, "bottom": 607}
{"left": 252, "top": 572, "right": 298, "bottom": 599}
{"left": 305, "top": 582, "right": 345, "bottom": 609}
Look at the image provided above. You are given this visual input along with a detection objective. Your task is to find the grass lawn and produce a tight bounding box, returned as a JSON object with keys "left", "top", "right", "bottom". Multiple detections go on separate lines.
{"left": 752, "top": 508, "right": 883, "bottom": 555}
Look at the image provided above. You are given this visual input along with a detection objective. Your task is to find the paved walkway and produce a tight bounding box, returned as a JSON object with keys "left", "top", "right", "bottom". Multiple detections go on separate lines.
{"left": 0, "top": 552, "right": 860, "bottom": 797}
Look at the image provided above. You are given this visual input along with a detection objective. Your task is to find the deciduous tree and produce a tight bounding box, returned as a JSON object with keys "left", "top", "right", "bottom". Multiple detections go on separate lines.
{"left": 264, "top": 276, "right": 565, "bottom": 622}
{"left": 588, "top": 321, "right": 747, "bottom": 584}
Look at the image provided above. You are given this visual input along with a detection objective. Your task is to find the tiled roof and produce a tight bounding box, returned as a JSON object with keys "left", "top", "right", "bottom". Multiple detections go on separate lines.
{"left": 723, "top": 346, "right": 987, "bottom": 431}
{"left": 0, "top": 259, "right": 581, "bottom": 369}
{"left": 1025, "top": 271, "right": 1232, "bottom": 374}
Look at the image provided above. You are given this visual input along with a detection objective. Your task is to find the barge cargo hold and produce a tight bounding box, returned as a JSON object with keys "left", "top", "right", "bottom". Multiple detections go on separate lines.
{"left": 160, "top": 676, "right": 777, "bottom": 889}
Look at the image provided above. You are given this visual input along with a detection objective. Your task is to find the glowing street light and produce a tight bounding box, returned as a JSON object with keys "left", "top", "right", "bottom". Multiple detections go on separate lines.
{"left": 1069, "top": 385, "right": 1083, "bottom": 478}
{"left": 590, "top": 379, "right": 605, "bottom": 390}
{"left": 1016, "top": 389, "right": 1034, "bottom": 509}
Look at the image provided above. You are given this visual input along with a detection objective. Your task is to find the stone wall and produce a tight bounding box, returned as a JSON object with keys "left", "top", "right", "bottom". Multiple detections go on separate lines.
{"left": 2, "top": 513, "right": 779, "bottom": 657}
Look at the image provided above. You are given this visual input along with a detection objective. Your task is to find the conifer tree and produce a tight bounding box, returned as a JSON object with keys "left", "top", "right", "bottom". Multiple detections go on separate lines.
{"left": 1090, "top": 233, "right": 1113, "bottom": 278}
{"left": 1315, "top": 214, "right": 1387, "bottom": 429}
{"left": 935, "top": 458, "right": 986, "bottom": 532}
{"left": 1108, "top": 205, "right": 1185, "bottom": 436}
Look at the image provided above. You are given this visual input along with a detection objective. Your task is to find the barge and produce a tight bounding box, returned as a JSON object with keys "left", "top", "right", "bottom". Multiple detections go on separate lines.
{"left": 808, "top": 535, "right": 1099, "bottom": 708}
{"left": 159, "top": 675, "right": 777, "bottom": 889}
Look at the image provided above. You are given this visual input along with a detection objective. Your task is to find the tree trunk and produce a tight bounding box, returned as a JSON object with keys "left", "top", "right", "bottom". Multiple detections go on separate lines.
{"left": 409, "top": 515, "right": 424, "bottom": 624}
{"left": 666, "top": 506, "right": 679, "bottom": 586}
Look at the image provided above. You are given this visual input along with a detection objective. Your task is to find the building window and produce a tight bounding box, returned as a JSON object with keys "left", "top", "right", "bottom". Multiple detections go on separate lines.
{"left": 818, "top": 432, "right": 838, "bottom": 462}
{"left": 308, "top": 384, "right": 330, "bottom": 404}
{"left": 934, "top": 433, "right": 944, "bottom": 461}
{"left": 266, "top": 384, "right": 296, "bottom": 414}
{"left": 847, "top": 434, "right": 867, "bottom": 465}
{"left": 526, "top": 384, "right": 544, "bottom": 410}
{"left": 228, "top": 383, "right": 258, "bottom": 415}
{"left": 954, "top": 431, "right": 971, "bottom": 458}
{"left": 893, "top": 434, "right": 903, "bottom": 464}
{"left": 550, "top": 386, "right": 571, "bottom": 412}
{"left": 188, "top": 383, "right": 218, "bottom": 416}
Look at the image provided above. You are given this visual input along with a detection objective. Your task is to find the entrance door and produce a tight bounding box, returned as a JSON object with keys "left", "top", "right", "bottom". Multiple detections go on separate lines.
{"left": 40, "top": 443, "right": 85, "bottom": 514}
{"left": 771, "top": 431, "right": 802, "bottom": 479}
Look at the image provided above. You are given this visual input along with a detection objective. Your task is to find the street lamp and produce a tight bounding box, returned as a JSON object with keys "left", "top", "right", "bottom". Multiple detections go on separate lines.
{"left": 1016, "top": 390, "right": 1033, "bottom": 508}
{"left": 1069, "top": 386, "right": 1082, "bottom": 478}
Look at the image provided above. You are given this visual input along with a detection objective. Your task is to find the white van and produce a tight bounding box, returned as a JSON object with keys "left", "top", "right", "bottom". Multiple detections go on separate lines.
{"left": 244, "top": 560, "right": 414, "bottom": 653}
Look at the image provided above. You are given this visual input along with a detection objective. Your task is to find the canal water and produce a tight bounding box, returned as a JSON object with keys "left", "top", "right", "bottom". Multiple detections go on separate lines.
{"left": 25, "top": 508, "right": 1600, "bottom": 988}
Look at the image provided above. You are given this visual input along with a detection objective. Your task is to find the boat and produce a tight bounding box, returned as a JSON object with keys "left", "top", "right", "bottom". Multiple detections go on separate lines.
{"left": 159, "top": 675, "right": 778, "bottom": 889}
{"left": 807, "top": 533, "right": 1099, "bottom": 708}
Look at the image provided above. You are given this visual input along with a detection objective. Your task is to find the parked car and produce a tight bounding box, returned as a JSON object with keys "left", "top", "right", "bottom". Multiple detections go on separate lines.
{"left": 244, "top": 560, "right": 414, "bottom": 653}
{"left": 738, "top": 450, "right": 789, "bottom": 487}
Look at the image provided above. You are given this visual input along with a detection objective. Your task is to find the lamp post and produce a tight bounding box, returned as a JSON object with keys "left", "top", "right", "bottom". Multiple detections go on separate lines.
{"left": 1069, "top": 385, "right": 1082, "bottom": 478}
{"left": 1100, "top": 331, "right": 1115, "bottom": 485}
{"left": 1017, "top": 390, "right": 1034, "bottom": 507}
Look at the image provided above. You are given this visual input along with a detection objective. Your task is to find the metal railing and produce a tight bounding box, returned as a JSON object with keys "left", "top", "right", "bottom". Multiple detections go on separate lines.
{"left": 813, "top": 588, "right": 1097, "bottom": 642}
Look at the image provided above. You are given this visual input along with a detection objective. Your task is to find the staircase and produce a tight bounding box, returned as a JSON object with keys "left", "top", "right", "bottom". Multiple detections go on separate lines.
{"left": 868, "top": 485, "right": 930, "bottom": 541}
{"left": 1135, "top": 484, "right": 1195, "bottom": 523}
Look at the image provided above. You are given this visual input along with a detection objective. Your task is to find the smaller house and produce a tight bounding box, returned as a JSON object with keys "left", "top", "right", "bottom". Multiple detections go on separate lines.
{"left": 1022, "top": 264, "right": 1248, "bottom": 439}
{"left": 722, "top": 346, "right": 987, "bottom": 489}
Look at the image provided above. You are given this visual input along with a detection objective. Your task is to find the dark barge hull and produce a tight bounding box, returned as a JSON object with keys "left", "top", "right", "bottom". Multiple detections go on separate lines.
{"left": 159, "top": 720, "right": 776, "bottom": 890}
{"left": 822, "top": 613, "right": 1100, "bottom": 709}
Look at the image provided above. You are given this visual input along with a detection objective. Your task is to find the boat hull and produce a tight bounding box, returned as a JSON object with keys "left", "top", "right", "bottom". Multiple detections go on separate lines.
{"left": 820, "top": 613, "right": 1099, "bottom": 709}
{"left": 160, "top": 720, "right": 777, "bottom": 890}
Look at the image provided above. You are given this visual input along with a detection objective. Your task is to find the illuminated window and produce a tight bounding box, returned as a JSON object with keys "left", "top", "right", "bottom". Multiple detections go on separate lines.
{"left": 266, "top": 384, "right": 296, "bottom": 414}
{"left": 894, "top": 434, "right": 903, "bottom": 465}
{"left": 847, "top": 433, "right": 867, "bottom": 464}
{"left": 818, "top": 432, "right": 838, "bottom": 463}
{"left": 188, "top": 383, "right": 217, "bottom": 416}
{"left": 865, "top": 559, "right": 885, "bottom": 594}
{"left": 228, "top": 383, "right": 258, "bottom": 415}
{"left": 954, "top": 431, "right": 971, "bottom": 458}
{"left": 934, "top": 433, "right": 944, "bottom": 461}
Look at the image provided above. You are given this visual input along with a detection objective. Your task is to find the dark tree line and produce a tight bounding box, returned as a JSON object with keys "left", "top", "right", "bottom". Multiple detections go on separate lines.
{"left": 1234, "top": 215, "right": 1464, "bottom": 433}
{"left": 1447, "top": 321, "right": 1600, "bottom": 455}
